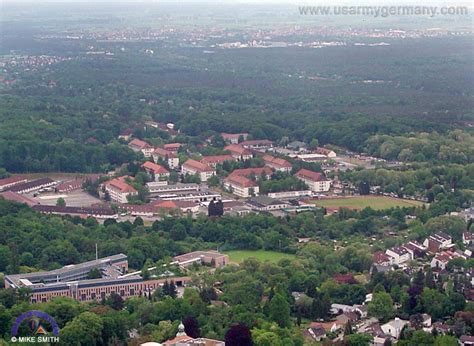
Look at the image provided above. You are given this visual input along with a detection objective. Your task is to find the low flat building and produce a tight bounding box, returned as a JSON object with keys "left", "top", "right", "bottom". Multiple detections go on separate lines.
{"left": 295, "top": 169, "right": 331, "bottom": 192}
{"left": 267, "top": 190, "right": 312, "bottom": 199}
{"left": 103, "top": 176, "right": 138, "bottom": 204}
{"left": 128, "top": 139, "right": 154, "bottom": 157}
{"left": 152, "top": 147, "right": 180, "bottom": 169}
{"left": 173, "top": 251, "right": 229, "bottom": 268}
{"left": 32, "top": 205, "right": 118, "bottom": 219}
{"left": 0, "top": 191, "right": 38, "bottom": 206}
{"left": 142, "top": 161, "right": 170, "bottom": 181}
{"left": 423, "top": 232, "right": 453, "bottom": 252}
{"left": 0, "top": 176, "right": 27, "bottom": 191}
{"left": 247, "top": 196, "right": 289, "bottom": 211}
{"left": 240, "top": 139, "right": 273, "bottom": 150}
{"left": 181, "top": 159, "right": 216, "bottom": 182}
{"left": 9, "top": 178, "right": 56, "bottom": 194}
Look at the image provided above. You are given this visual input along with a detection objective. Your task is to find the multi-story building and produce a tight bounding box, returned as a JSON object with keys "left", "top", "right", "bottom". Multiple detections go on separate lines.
{"left": 224, "top": 144, "right": 253, "bottom": 161}
{"left": 163, "top": 143, "right": 182, "bottom": 153}
{"left": 385, "top": 246, "right": 411, "bottom": 265}
{"left": 295, "top": 169, "right": 331, "bottom": 192}
{"left": 103, "top": 176, "right": 138, "bottom": 204}
{"left": 128, "top": 139, "right": 154, "bottom": 157}
{"left": 247, "top": 196, "right": 289, "bottom": 211}
{"left": 142, "top": 161, "right": 170, "bottom": 181}
{"left": 181, "top": 159, "right": 215, "bottom": 182}
{"left": 223, "top": 174, "right": 259, "bottom": 198}
{"left": 4, "top": 254, "right": 191, "bottom": 304}
{"left": 201, "top": 154, "right": 236, "bottom": 168}
{"left": 423, "top": 232, "right": 453, "bottom": 252}
{"left": 152, "top": 147, "right": 180, "bottom": 169}
{"left": 262, "top": 154, "right": 292, "bottom": 173}
{"left": 220, "top": 132, "right": 249, "bottom": 144}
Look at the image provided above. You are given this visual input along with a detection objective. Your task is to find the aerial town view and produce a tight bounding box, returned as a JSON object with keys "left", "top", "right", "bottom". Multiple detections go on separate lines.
{"left": 0, "top": 0, "right": 473, "bottom": 345}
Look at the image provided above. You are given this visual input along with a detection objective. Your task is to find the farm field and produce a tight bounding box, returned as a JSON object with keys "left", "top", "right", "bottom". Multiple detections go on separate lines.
{"left": 224, "top": 250, "right": 296, "bottom": 263}
{"left": 310, "top": 196, "right": 425, "bottom": 210}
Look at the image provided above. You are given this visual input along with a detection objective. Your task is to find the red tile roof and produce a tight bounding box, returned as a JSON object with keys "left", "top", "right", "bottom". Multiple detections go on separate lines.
{"left": 262, "top": 154, "right": 292, "bottom": 168}
{"left": 224, "top": 144, "right": 252, "bottom": 156}
{"left": 142, "top": 161, "right": 169, "bottom": 175}
{"left": 163, "top": 143, "right": 182, "bottom": 151}
{"left": 104, "top": 176, "right": 137, "bottom": 193}
{"left": 373, "top": 251, "right": 391, "bottom": 264}
{"left": 230, "top": 167, "right": 272, "bottom": 178}
{"left": 295, "top": 168, "right": 327, "bottom": 182}
{"left": 225, "top": 174, "right": 257, "bottom": 188}
{"left": 153, "top": 147, "right": 177, "bottom": 158}
{"left": 201, "top": 155, "right": 235, "bottom": 165}
{"left": 0, "top": 176, "right": 27, "bottom": 188}
{"left": 183, "top": 159, "right": 214, "bottom": 172}
{"left": 128, "top": 139, "right": 153, "bottom": 149}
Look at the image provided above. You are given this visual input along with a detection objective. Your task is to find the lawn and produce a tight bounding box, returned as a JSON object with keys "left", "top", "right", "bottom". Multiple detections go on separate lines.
{"left": 310, "top": 196, "right": 425, "bottom": 210}
{"left": 224, "top": 250, "right": 296, "bottom": 263}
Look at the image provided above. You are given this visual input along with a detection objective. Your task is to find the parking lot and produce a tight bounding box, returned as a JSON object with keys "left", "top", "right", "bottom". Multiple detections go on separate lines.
{"left": 28, "top": 190, "right": 101, "bottom": 207}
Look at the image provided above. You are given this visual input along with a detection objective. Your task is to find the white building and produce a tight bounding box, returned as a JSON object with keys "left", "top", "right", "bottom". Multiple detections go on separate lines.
{"left": 128, "top": 139, "right": 154, "bottom": 158}
{"left": 181, "top": 159, "right": 216, "bottom": 182}
{"left": 152, "top": 147, "right": 180, "bottom": 169}
{"left": 385, "top": 246, "right": 411, "bottom": 266}
{"left": 103, "top": 177, "right": 138, "bottom": 204}
{"left": 381, "top": 318, "right": 408, "bottom": 339}
{"left": 223, "top": 174, "right": 259, "bottom": 198}
{"left": 295, "top": 168, "right": 331, "bottom": 192}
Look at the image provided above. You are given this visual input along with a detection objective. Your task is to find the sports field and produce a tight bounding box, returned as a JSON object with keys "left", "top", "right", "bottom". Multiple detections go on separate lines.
{"left": 224, "top": 250, "right": 296, "bottom": 263}
{"left": 311, "top": 196, "right": 424, "bottom": 210}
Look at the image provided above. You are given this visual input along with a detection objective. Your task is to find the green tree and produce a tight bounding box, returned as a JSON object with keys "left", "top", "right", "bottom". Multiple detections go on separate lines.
{"left": 268, "top": 293, "right": 290, "bottom": 328}
{"left": 61, "top": 312, "right": 104, "bottom": 346}
{"left": 368, "top": 292, "right": 395, "bottom": 322}
{"left": 56, "top": 197, "right": 66, "bottom": 207}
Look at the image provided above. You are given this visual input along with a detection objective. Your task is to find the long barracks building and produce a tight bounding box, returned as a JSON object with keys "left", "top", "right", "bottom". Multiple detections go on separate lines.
{"left": 4, "top": 254, "right": 190, "bottom": 303}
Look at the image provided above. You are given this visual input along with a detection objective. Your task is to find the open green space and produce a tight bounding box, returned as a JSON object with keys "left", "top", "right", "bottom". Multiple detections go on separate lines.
{"left": 224, "top": 250, "right": 296, "bottom": 263}
{"left": 311, "top": 196, "right": 425, "bottom": 210}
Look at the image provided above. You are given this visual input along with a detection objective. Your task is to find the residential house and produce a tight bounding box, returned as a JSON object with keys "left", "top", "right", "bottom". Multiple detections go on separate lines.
{"left": 224, "top": 144, "right": 253, "bottom": 161}
{"left": 220, "top": 132, "right": 249, "bottom": 144}
{"left": 118, "top": 128, "right": 133, "bottom": 141}
{"left": 262, "top": 154, "right": 292, "bottom": 173}
{"left": 381, "top": 318, "right": 409, "bottom": 339}
{"left": 402, "top": 241, "right": 425, "bottom": 259}
{"left": 463, "top": 232, "right": 474, "bottom": 245}
{"left": 152, "top": 147, "right": 179, "bottom": 169}
{"left": 373, "top": 251, "right": 391, "bottom": 266}
{"left": 423, "top": 232, "right": 453, "bottom": 252}
{"left": 460, "top": 335, "right": 474, "bottom": 346}
{"left": 201, "top": 154, "right": 236, "bottom": 168}
{"left": 295, "top": 169, "right": 331, "bottom": 192}
{"left": 181, "top": 159, "right": 216, "bottom": 182}
{"left": 430, "top": 250, "right": 467, "bottom": 270}
{"left": 304, "top": 326, "right": 326, "bottom": 342}
{"left": 128, "top": 139, "right": 154, "bottom": 157}
{"left": 223, "top": 174, "right": 259, "bottom": 198}
{"left": 103, "top": 176, "right": 138, "bottom": 204}
{"left": 386, "top": 246, "right": 411, "bottom": 266}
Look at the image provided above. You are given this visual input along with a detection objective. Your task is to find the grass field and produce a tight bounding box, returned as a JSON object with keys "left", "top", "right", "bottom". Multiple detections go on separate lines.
{"left": 311, "top": 196, "right": 425, "bottom": 210}
{"left": 224, "top": 250, "right": 296, "bottom": 263}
